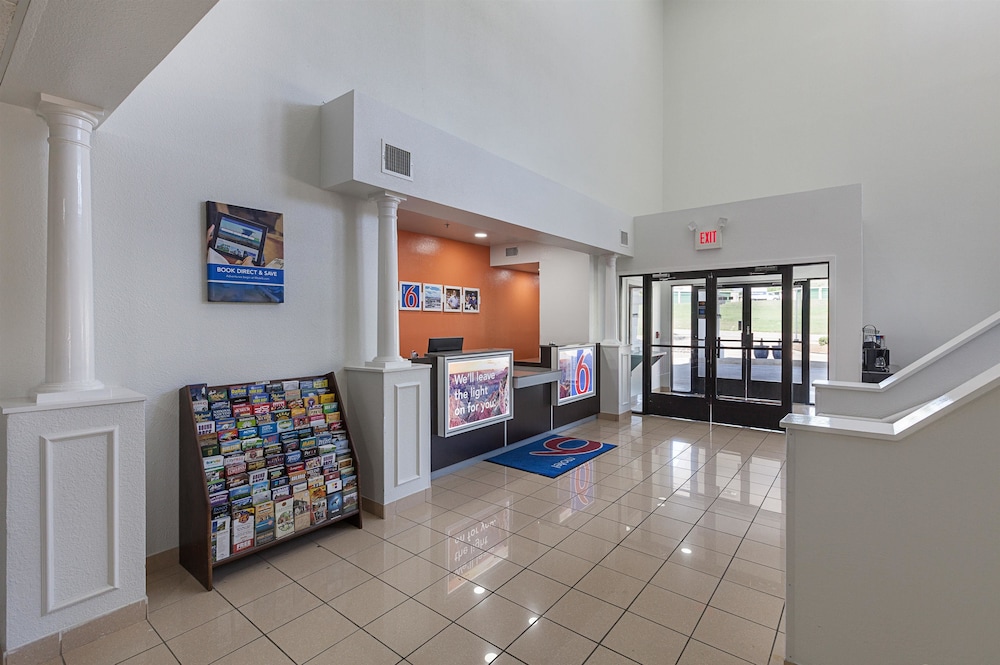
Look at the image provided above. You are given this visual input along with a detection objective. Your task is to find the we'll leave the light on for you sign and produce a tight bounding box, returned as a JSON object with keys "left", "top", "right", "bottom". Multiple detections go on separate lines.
{"left": 692, "top": 217, "right": 727, "bottom": 251}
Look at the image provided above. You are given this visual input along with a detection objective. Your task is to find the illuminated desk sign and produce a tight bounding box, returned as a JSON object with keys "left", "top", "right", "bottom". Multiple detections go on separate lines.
{"left": 691, "top": 217, "right": 726, "bottom": 251}
{"left": 553, "top": 344, "right": 597, "bottom": 406}
{"left": 439, "top": 351, "right": 514, "bottom": 437}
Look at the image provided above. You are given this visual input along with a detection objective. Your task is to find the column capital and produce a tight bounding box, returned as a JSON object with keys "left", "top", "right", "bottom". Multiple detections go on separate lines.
{"left": 37, "top": 93, "right": 104, "bottom": 128}
{"left": 368, "top": 191, "right": 407, "bottom": 206}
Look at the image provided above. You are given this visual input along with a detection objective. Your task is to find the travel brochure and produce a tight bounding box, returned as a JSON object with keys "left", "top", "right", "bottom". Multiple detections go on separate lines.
{"left": 190, "top": 376, "right": 358, "bottom": 562}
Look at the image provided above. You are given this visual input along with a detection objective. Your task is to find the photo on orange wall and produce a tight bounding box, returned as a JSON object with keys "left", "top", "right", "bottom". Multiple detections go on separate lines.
{"left": 444, "top": 286, "right": 463, "bottom": 312}
{"left": 399, "top": 281, "right": 421, "bottom": 310}
{"left": 423, "top": 283, "right": 443, "bottom": 311}
{"left": 463, "top": 287, "right": 480, "bottom": 313}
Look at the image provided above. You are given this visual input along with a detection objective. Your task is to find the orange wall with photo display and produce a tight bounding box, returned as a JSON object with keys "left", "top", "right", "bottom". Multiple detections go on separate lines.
{"left": 397, "top": 230, "right": 541, "bottom": 361}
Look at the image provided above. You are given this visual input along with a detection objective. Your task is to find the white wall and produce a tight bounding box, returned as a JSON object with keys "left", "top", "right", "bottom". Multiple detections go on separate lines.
{"left": 662, "top": 0, "right": 1000, "bottom": 366}
{"left": 538, "top": 247, "right": 594, "bottom": 347}
{"left": 490, "top": 242, "right": 598, "bottom": 348}
{"left": 0, "top": 0, "right": 665, "bottom": 555}
{"left": 321, "top": 91, "right": 636, "bottom": 256}
{"left": 784, "top": 385, "right": 1000, "bottom": 665}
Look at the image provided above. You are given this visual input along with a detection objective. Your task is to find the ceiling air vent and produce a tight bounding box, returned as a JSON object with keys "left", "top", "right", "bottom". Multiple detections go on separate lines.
{"left": 381, "top": 140, "right": 413, "bottom": 181}
{"left": 620, "top": 230, "right": 629, "bottom": 247}
{"left": 505, "top": 247, "right": 519, "bottom": 257}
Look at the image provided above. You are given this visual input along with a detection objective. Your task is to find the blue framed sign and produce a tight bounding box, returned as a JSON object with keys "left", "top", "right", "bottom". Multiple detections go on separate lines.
{"left": 553, "top": 344, "right": 597, "bottom": 406}
{"left": 399, "top": 281, "right": 421, "bottom": 310}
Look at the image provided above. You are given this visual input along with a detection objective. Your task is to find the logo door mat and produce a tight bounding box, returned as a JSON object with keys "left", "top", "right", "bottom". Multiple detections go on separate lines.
{"left": 486, "top": 435, "right": 616, "bottom": 478}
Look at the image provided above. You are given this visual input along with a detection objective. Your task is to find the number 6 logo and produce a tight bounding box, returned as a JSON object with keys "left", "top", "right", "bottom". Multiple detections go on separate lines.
{"left": 400, "top": 283, "right": 420, "bottom": 310}
{"left": 530, "top": 437, "right": 604, "bottom": 456}
{"left": 575, "top": 350, "right": 592, "bottom": 394}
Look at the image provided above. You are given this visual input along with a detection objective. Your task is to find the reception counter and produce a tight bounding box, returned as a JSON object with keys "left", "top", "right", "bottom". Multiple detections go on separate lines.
{"left": 416, "top": 344, "right": 600, "bottom": 472}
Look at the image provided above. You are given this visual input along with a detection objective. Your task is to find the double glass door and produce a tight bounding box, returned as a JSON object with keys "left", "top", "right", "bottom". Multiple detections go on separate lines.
{"left": 642, "top": 266, "right": 793, "bottom": 430}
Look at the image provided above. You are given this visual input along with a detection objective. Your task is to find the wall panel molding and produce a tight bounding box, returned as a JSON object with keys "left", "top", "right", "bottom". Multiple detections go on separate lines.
{"left": 393, "top": 381, "right": 422, "bottom": 486}
{"left": 40, "top": 425, "right": 120, "bottom": 614}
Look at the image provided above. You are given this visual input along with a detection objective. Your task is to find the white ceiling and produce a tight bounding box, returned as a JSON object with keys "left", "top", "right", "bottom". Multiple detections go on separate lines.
{"left": 0, "top": 0, "right": 218, "bottom": 121}
{"left": 398, "top": 209, "right": 510, "bottom": 247}
{"left": 0, "top": 0, "right": 23, "bottom": 83}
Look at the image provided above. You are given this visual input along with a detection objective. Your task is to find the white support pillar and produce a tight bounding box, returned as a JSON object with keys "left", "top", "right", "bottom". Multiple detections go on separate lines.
{"left": 598, "top": 253, "right": 631, "bottom": 420}
{"left": 601, "top": 253, "right": 621, "bottom": 345}
{"left": 1, "top": 95, "right": 148, "bottom": 660}
{"left": 33, "top": 94, "right": 108, "bottom": 403}
{"left": 368, "top": 192, "right": 410, "bottom": 369}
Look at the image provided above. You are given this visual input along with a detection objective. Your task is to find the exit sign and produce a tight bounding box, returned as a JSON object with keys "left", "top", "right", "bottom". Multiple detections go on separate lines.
{"left": 695, "top": 227, "right": 722, "bottom": 250}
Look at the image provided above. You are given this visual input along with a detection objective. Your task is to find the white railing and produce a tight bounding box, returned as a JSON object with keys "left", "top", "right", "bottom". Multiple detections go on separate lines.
{"left": 813, "top": 310, "right": 1000, "bottom": 419}
{"left": 781, "top": 328, "right": 1000, "bottom": 664}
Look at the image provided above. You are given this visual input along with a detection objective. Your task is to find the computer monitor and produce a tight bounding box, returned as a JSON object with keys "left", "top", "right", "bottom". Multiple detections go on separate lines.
{"left": 427, "top": 337, "right": 464, "bottom": 353}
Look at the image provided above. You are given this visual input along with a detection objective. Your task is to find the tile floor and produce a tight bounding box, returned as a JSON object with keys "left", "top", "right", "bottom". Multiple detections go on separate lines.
{"left": 60, "top": 415, "right": 787, "bottom": 665}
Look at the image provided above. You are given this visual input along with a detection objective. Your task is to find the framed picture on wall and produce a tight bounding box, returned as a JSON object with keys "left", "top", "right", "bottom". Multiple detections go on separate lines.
{"left": 399, "top": 281, "right": 421, "bottom": 310}
{"left": 206, "top": 201, "right": 284, "bottom": 303}
{"left": 423, "top": 283, "right": 443, "bottom": 311}
{"left": 443, "top": 286, "right": 463, "bottom": 312}
{"left": 462, "top": 287, "right": 480, "bottom": 313}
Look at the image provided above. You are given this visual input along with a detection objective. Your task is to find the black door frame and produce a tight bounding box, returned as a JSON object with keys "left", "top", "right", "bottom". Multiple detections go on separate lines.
{"left": 792, "top": 279, "right": 811, "bottom": 404}
{"left": 642, "top": 266, "right": 793, "bottom": 430}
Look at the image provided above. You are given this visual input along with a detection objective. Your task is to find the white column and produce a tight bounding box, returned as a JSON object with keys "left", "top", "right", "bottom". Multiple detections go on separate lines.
{"left": 368, "top": 192, "right": 410, "bottom": 369}
{"left": 601, "top": 253, "right": 620, "bottom": 345}
{"left": 33, "top": 94, "right": 108, "bottom": 402}
{"left": 598, "top": 253, "right": 630, "bottom": 419}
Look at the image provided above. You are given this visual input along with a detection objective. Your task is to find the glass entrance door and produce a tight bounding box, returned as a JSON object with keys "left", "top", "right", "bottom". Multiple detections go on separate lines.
{"left": 644, "top": 275, "right": 710, "bottom": 422}
{"left": 711, "top": 269, "right": 792, "bottom": 428}
{"left": 641, "top": 266, "right": 794, "bottom": 430}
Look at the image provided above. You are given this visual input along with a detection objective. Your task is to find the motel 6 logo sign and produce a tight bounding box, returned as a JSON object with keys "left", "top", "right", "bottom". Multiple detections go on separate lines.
{"left": 529, "top": 437, "right": 606, "bottom": 456}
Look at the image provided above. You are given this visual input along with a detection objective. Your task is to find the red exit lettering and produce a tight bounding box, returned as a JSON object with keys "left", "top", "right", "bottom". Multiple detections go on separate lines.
{"left": 699, "top": 230, "right": 717, "bottom": 245}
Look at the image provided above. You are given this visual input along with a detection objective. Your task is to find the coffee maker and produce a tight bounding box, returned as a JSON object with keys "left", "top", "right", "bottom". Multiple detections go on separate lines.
{"left": 862, "top": 324, "right": 890, "bottom": 380}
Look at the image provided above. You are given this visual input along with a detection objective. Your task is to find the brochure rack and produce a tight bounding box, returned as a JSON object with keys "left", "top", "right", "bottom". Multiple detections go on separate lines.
{"left": 178, "top": 372, "right": 362, "bottom": 590}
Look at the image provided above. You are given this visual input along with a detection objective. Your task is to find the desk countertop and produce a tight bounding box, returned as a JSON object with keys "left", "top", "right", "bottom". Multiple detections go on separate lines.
{"left": 512, "top": 366, "right": 561, "bottom": 389}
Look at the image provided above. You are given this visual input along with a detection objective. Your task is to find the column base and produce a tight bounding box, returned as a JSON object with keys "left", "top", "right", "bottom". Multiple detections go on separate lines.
{"left": 366, "top": 358, "right": 412, "bottom": 370}
{"left": 0, "top": 389, "right": 146, "bottom": 652}
{"left": 599, "top": 343, "right": 632, "bottom": 418}
{"left": 31, "top": 381, "right": 112, "bottom": 405}
{"left": 342, "top": 364, "right": 431, "bottom": 508}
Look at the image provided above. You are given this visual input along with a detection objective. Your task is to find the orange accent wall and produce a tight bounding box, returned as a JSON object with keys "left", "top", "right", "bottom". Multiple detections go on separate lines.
{"left": 398, "top": 230, "right": 540, "bottom": 361}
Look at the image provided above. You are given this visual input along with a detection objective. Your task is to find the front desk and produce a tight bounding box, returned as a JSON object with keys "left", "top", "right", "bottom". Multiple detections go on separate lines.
{"left": 417, "top": 344, "right": 600, "bottom": 472}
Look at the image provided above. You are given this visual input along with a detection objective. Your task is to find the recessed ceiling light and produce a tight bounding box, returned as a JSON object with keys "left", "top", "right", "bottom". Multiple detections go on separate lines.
{"left": 474, "top": 232, "right": 488, "bottom": 238}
